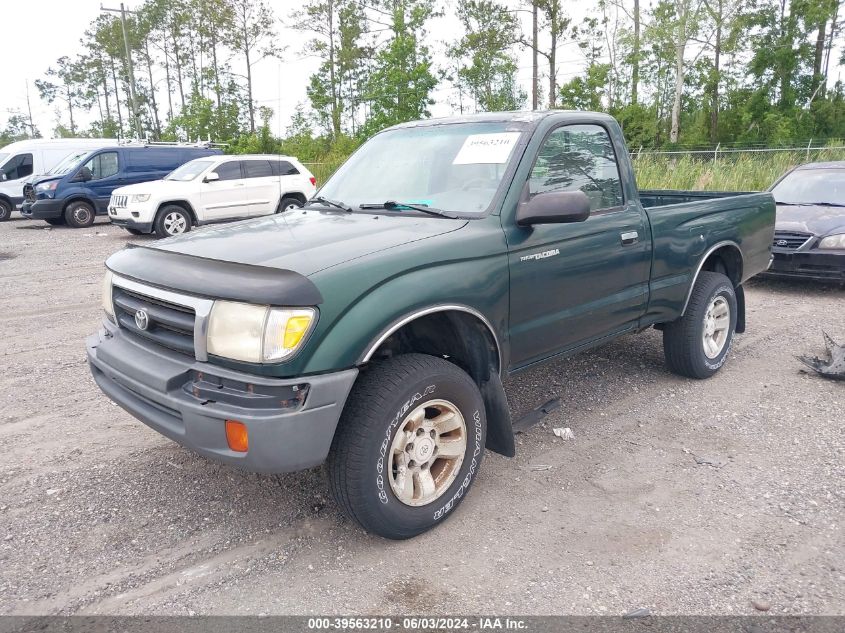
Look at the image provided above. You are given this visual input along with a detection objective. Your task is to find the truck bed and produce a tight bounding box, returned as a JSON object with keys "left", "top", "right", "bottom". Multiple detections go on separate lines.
{"left": 639, "top": 189, "right": 759, "bottom": 208}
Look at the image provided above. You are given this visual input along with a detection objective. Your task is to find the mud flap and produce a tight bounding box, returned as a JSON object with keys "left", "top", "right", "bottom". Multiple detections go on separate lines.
{"left": 480, "top": 372, "right": 515, "bottom": 457}
{"left": 735, "top": 285, "right": 746, "bottom": 333}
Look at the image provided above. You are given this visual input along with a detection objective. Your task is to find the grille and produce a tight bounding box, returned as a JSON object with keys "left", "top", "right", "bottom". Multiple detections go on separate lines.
{"left": 113, "top": 286, "right": 196, "bottom": 356}
{"left": 24, "top": 184, "right": 35, "bottom": 202}
{"left": 773, "top": 231, "right": 813, "bottom": 250}
{"left": 111, "top": 194, "right": 128, "bottom": 208}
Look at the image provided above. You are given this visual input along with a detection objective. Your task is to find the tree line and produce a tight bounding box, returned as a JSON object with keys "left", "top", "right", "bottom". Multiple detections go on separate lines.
{"left": 2, "top": 0, "right": 845, "bottom": 156}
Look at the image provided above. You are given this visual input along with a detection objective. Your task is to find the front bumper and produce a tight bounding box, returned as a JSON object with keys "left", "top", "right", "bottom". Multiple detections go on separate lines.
{"left": 87, "top": 322, "right": 358, "bottom": 473}
{"left": 20, "top": 198, "right": 63, "bottom": 219}
{"left": 760, "top": 250, "right": 845, "bottom": 282}
{"left": 108, "top": 203, "right": 154, "bottom": 232}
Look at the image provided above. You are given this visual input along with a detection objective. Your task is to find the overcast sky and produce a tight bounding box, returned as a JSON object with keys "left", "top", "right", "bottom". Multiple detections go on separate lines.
{"left": 1, "top": 0, "right": 599, "bottom": 139}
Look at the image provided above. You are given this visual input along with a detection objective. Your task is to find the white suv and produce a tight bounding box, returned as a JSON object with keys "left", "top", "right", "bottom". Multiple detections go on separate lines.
{"left": 107, "top": 154, "right": 317, "bottom": 237}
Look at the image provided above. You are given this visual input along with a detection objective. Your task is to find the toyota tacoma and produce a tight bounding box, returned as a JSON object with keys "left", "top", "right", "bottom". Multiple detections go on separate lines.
{"left": 87, "top": 111, "right": 775, "bottom": 539}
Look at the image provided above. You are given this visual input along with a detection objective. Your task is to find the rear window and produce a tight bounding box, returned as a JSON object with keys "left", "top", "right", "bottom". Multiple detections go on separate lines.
{"left": 272, "top": 160, "right": 299, "bottom": 176}
{"left": 243, "top": 160, "right": 273, "bottom": 178}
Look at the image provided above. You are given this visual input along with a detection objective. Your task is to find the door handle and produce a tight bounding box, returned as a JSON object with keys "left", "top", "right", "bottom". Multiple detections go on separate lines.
{"left": 621, "top": 231, "right": 639, "bottom": 245}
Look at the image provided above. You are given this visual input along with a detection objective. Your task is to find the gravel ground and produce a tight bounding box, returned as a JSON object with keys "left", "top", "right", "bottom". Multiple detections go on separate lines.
{"left": 0, "top": 216, "right": 843, "bottom": 616}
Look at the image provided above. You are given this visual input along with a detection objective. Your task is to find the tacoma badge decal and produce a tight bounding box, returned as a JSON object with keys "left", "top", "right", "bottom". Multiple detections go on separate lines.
{"left": 520, "top": 248, "right": 560, "bottom": 262}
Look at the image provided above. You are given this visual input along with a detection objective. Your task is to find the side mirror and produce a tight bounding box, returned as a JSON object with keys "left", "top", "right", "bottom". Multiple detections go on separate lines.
{"left": 203, "top": 172, "right": 220, "bottom": 183}
{"left": 73, "top": 168, "right": 93, "bottom": 182}
{"left": 517, "top": 190, "right": 591, "bottom": 226}
{"left": 0, "top": 173, "right": 6, "bottom": 182}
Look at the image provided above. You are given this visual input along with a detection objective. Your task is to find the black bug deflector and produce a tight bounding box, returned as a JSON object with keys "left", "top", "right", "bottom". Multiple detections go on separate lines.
{"left": 106, "top": 244, "right": 323, "bottom": 306}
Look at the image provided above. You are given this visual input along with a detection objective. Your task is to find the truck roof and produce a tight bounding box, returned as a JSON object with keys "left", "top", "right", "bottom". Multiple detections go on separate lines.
{"left": 384, "top": 110, "right": 618, "bottom": 132}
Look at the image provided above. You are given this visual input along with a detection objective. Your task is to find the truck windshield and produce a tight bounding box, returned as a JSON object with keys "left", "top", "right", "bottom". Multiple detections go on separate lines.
{"left": 49, "top": 151, "right": 91, "bottom": 175}
{"left": 165, "top": 160, "right": 213, "bottom": 182}
{"left": 317, "top": 122, "right": 525, "bottom": 215}
{"left": 0, "top": 153, "right": 8, "bottom": 166}
{"left": 772, "top": 168, "right": 845, "bottom": 206}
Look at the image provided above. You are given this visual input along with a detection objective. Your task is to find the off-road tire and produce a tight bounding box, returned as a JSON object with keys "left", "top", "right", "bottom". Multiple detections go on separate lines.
{"left": 327, "top": 353, "right": 487, "bottom": 539}
{"left": 64, "top": 201, "right": 96, "bottom": 228}
{"left": 154, "top": 205, "right": 192, "bottom": 238}
{"left": 0, "top": 199, "right": 11, "bottom": 221}
{"left": 276, "top": 196, "right": 304, "bottom": 213}
{"left": 663, "top": 271, "right": 737, "bottom": 379}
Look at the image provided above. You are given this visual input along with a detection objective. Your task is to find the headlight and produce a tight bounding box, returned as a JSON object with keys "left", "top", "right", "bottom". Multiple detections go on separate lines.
{"left": 130, "top": 194, "right": 150, "bottom": 203}
{"left": 206, "top": 301, "right": 316, "bottom": 363}
{"left": 102, "top": 270, "right": 114, "bottom": 321}
{"left": 35, "top": 181, "right": 58, "bottom": 193}
{"left": 818, "top": 233, "right": 845, "bottom": 249}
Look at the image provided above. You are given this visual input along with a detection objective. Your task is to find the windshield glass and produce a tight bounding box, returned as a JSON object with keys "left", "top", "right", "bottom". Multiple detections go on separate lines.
{"left": 771, "top": 168, "right": 845, "bottom": 205}
{"left": 318, "top": 122, "right": 525, "bottom": 214}
{"left": 49, "top": 150, "right": 90, "bottom": 175}
{"left": 0, "top": 153, "right": 8, "bottom": 165}
{"left": 165, "top": 159, "right": 213, "bottom": 182}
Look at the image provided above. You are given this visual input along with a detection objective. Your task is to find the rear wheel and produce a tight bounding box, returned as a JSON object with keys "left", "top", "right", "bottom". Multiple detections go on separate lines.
{"left": 154, "top": 205, "right": 191, "bottom": 238}
{"left": 276, "top": 196, "right": 304, "bottom": 213}
{"left": 64, "top": 201, "right": 95, "bottom": 228}
{"left": 663, "top": 271, "right": 737, "bottom": 379}
{"left": 328, "top": 354, "right": 487, "bottom": 539}
{"left": 0, "top": 199, "right": 11, "bottom": 221}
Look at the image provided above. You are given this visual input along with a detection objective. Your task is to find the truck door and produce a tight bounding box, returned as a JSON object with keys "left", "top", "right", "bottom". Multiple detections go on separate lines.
{"left": 199, "top": 159, "right": 247, "bottom": 220}
{"left": 505, "top": 123, "right": 651, "bottom": 368}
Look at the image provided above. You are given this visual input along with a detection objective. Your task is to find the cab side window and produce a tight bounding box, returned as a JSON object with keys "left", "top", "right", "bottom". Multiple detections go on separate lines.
{"left": 214, "top": 161, "right": 242, "bottom": 181}
{"left": 1, "top": 153, "right": 33, "bottom": 180}
{"left": 529, "top": 124, "right": 623, "bottom": 212}
{"left": 81, "top": 152, "right": 119, "bottom": 180}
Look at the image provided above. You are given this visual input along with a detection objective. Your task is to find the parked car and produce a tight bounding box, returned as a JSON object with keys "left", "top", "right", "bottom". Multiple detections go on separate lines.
{"left": 87, "top": 111, "right": 775, "bottom": 539}
{"left": 20, "top": 144, "right": 222, "bottom": 228}
{"left": 0, "top": 138, "right": 116, "bottom": 221}
{"left": 107, "top": 154, "right": 317, "bottom": 237}
{"left": 761, "top": 161, "right": 845, "bottom": 283}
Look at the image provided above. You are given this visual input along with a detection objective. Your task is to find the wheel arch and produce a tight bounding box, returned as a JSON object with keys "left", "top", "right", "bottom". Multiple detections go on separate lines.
{"left": 0, "top": 193, "right": 13, "bottom": 208}
{"left": 281, "top": 191, "right": 307, "bottom": 205}
{"left": 156, "top": 200, "right": 198, "bottom": 224}
{"left": 62, "top": 195, "right": 97, "bottom": 212}
{"left": 357, "top": 305, "right": 514, "bottom": 458}
{"left": 681, "top": 241, "right": 744, "bottom": 316}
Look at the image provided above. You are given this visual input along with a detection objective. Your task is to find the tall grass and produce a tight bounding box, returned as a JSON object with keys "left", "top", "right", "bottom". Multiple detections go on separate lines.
{"left": 305, "top": 146, "right": 845, "bottom": 192}
{"left": 632, "top": 146, "right": 845, "bottom": 191}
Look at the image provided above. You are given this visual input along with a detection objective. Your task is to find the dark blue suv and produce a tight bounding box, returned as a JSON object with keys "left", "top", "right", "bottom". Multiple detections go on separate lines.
{"left": 21, "top": 145, "right": 221, "bottom": 227}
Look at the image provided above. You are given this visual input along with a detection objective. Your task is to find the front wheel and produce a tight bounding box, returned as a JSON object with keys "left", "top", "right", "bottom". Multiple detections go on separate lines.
{"left": 327, "top": 354, "right": 487, "bottom": 539}
{"left": 0, "top": 199, "right": 11, "bottom": 221}
{"left": 64, "top": 201, "right": 96, "bottom": 228}
{"left": 663, "top": 271, "right": 738, "bottom": 379}
{"left": 154, "top": 205, "right": 191, "bottom": 238}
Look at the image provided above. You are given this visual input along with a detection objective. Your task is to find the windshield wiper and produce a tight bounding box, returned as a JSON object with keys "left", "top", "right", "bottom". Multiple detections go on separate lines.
{"left": 359, "top": 200, "right": 459, "bottom": 219}
{"left": 306, "top": 196, "right": 353, "bottom": 212}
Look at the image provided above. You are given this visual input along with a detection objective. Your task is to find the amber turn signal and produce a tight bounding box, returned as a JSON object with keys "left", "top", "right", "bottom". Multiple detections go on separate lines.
{"left": 225, "top": 420, "right": 249, "bottom": 452}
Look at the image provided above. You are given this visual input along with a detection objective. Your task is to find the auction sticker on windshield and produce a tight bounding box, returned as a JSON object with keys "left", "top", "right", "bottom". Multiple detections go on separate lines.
{"left": 453, "top": 132, "right": 521, "bottom": 165}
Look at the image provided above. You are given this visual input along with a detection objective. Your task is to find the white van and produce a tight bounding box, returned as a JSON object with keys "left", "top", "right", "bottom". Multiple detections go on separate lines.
{"left": 0, "top": 138, "right": 117, "bottom": 220}
{"left": 107, "top": 154, "right": 317, "bottom": 237}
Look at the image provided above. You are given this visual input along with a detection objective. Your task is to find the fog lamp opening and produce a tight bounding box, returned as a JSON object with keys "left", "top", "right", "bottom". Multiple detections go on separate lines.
{"left": 225, "top": 420, "right": 249, "bottom": 452}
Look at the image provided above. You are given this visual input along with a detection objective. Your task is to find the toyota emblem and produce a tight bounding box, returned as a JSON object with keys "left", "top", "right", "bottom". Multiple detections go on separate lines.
{"left": 134, "top": 309, "right": 150, "bottom": 331}
{"left": 776, "top": 239, "right": 788, "bottom": 247}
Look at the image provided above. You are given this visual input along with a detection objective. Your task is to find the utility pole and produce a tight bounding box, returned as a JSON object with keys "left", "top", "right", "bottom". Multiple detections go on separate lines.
{"left": 101, "top": 3, "right": 143, "bottom": 139}
{"left": 532, "top": 1, "right": 538, "bottom": 110}
{"left": 25, "top": 81, "right": 36, "bottom": 138}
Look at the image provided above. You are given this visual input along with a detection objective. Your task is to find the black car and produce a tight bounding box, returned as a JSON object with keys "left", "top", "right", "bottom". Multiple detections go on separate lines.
{"left": 763, "top": 161, "right": 845, "bottom": 283}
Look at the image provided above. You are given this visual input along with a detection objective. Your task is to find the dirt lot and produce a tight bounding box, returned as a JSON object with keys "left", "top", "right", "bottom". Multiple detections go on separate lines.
{"left": 0, "top": 216, "right": 843, "bottom": 616}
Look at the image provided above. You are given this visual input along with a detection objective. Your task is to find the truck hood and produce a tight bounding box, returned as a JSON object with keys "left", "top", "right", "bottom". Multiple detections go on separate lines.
{"left": 153, "top": 209, "right": 468, "bottom": 276}
{"left": 776, "top": 204, "right": 845, "bottom": 237}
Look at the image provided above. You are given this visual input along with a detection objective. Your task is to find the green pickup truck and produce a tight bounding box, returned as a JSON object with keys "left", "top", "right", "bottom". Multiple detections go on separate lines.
{"left": 87, "top": 111, "right": 775, "bottom": 539}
